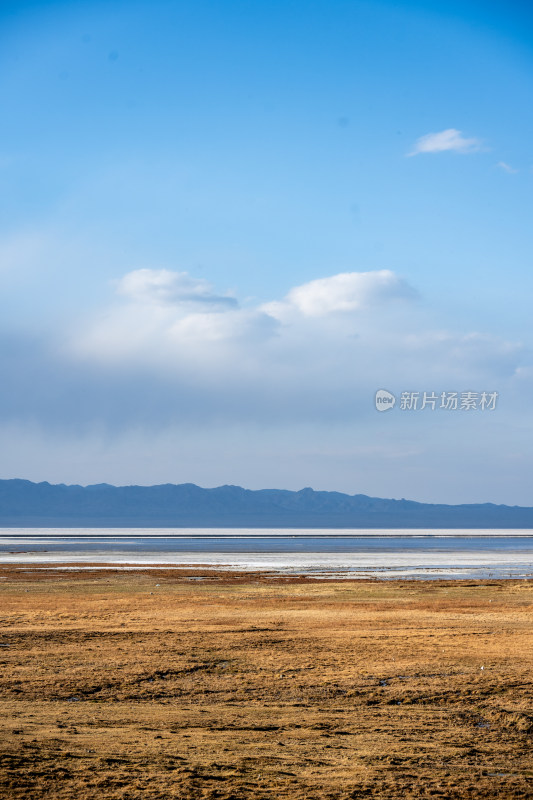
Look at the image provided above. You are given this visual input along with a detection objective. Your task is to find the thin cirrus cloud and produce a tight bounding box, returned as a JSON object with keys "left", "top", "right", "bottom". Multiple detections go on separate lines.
{"left": 496, "top": 161, "right": 518, "bottom": 174}
{"left": 408, "top": 128, "right": 483, "bottom": 157}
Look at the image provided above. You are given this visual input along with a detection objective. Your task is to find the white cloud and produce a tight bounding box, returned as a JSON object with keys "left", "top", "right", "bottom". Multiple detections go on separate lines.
{"left": 72, "top": 269, "right": 277, "bottom": 368}
{"left": 497, "top": 161, "right": 518, "bottom": 174}
{"left": 262, "top": 270, "right": 416, "bottom": 319}
{"left": 115, "top": 268, "right": 237, "bottom": 308}
{"left": 408, "top": 128, "right": 482, "bottom": 157}
{"left": 66, "top": 268, "right": 524, "bottom": 399}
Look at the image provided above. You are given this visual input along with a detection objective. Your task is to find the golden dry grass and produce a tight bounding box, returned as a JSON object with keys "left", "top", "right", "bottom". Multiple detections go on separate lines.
{"left": 0, "top": 566, "right": 532, "bottom": 799}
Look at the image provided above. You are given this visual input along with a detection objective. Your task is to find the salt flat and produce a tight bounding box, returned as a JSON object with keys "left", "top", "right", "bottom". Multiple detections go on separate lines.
{"left": 1, "top": 530, "right": 533, "bottom": 579}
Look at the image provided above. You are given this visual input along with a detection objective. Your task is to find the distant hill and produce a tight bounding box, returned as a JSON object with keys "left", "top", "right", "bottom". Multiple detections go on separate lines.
{"left": 0, "top": 479, "right": 532, "bottom": 528}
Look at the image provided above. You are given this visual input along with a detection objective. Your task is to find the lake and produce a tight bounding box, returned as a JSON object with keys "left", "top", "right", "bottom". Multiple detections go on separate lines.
{"left": 1, "top": 529, "right": 533, "bottom": 579}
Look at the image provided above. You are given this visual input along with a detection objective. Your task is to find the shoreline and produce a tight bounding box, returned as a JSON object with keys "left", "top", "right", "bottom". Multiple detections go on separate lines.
{"left": 2, "top": 562, "right": 533, "bottom": 583}
{"left": 1, "top": 560, "right": 532, "bottom": 580}
{"left": 2, "top": 562, "right": 533, "bottom": 582}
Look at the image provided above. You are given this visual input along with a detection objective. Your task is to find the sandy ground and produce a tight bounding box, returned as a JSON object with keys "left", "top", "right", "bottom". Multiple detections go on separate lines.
{"left": 0, "top": 566, "right": 532, "bottom": 799}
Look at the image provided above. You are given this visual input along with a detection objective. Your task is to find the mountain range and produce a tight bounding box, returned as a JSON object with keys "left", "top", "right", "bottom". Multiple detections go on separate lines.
{"left": 0, "top": 479, "right": 532, "bottom": 528}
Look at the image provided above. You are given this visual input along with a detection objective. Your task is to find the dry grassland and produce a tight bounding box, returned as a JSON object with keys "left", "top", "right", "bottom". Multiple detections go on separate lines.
{"left": 0, "top": 566, "right": 532, "bottom": 799}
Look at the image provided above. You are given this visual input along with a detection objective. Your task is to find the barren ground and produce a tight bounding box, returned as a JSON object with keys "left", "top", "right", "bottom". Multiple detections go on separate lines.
{"left": 0, "top": 566, "right": 532, "bottom": 799}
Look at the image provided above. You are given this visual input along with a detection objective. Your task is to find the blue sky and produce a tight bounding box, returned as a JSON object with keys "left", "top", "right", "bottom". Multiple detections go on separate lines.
{"left": 1, "top": 0, "right": 532, "bottom": 503}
